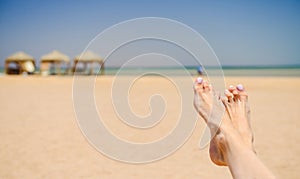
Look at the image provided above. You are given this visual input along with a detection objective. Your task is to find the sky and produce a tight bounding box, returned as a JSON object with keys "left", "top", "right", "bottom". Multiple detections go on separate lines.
{"left": 0, "top": 0, "right": 299, "bottom": 67}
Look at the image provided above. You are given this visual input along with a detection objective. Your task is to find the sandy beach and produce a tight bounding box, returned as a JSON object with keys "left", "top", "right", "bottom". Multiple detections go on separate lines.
{"left": 0, "top": 75, "right": 299, "bottom": 178}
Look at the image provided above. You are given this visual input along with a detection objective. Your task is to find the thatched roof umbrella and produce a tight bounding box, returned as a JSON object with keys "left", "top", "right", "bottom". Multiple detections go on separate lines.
{"left": 40, "top": 50, "right": 70, "bottom": 75}
{"left": 5, "top": 51, "right": 36, "bottom": 74}
{"left": 73, "top": 51, "right": 104, "bottom": 75}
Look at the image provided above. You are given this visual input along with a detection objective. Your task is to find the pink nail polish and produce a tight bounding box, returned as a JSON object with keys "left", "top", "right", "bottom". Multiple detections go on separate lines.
{"left": 237, "top": 84, "right": 244, "bottom": 91}
{"left": 196, "top": 77, "right": 203, "bottom": 84}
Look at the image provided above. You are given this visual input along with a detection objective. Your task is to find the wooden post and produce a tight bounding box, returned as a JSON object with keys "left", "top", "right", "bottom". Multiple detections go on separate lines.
{"left": 72, "top": 60, "right": 77, "bottom": 74}
{"left": 59, "top": 62, "right": 62, "bottom": 75}
{"left": 18, "top": 62, "right": 22, "bottom": 74}
{"left": 100, "top": 62, "right": 105, "bottom": 75}
{"left": 33, "top": 61, "right": 36, "bottom": 74}
{"left": 83, "top": 62, "right": 87, "bottom": 75}
{"left": 4, "top": 61, "right": 9, "bottom": 74}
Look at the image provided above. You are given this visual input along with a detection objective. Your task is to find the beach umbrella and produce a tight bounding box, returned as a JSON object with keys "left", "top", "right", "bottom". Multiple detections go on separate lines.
{"left": 40, "top": 50, "right": 70, "bottom": 75}
{"left": 6, "top": 51, "right": 35, "bottom": 62}
{"left": 73, "top": 50, "right": 104, "bottom": 75}
{"left": 74, "top": 50, "right": 103, "bottom": 62}
{"left": 41, "top": 50, "right": 70, "bottom": 63}
{"left": 5, "top": 51, "right": 36, "bottom": 74}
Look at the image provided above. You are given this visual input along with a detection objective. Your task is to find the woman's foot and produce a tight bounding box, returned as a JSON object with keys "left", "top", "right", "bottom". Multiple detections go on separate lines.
{"left": 194, "top": 78, "right": 275, "bottom": 178}
{"left": 223, "top": 84, "right": 255, "bottom": 152}
{"left": 193, "top": 78, "right": 255, "bottom": 166}
{"left": 193, "top": 77, "right": 227, "bottom": 166}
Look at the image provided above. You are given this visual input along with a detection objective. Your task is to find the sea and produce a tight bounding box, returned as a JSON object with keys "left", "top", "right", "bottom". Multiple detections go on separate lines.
{"left": 91, "top": 66, "right": 300, "bottom": 77}
{"left": 0, "top": 66, "right": 300, "bottom": 77}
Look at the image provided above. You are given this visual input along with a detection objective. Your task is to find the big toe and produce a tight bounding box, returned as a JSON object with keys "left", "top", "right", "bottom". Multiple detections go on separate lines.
{"left": 194, "top": 77, "right": 204, "bottom": 92}
{"left": 236, "top": 84, "right": 248, "bottom": 102}
{"left": 194, "top": 77, "right": 212, "bottom": 95}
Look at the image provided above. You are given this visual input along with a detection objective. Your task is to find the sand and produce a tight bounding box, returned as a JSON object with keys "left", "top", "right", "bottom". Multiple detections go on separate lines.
{"left": 0, "top": 75, "right": 299, "bottom": 178}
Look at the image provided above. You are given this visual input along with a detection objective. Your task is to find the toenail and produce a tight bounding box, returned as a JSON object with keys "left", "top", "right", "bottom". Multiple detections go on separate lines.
{"left": 229, "top": 85, "right": 234, "bottom": 89}
{"left": 196, "top": 77, "right": 203, "bottom": 84}
{"left": 225, "top": 89, "right": 230, "bottom": 95}
{"left": 236, "top": 84, "right": 244, "bottom": 91}
{"left": 225, "top": 90, "right": 233, "bottom": 98}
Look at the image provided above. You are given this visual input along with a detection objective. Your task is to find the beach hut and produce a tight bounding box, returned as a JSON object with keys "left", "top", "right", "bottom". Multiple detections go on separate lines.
{"left": 5, "top": 51, "right": 36, "bottom": 75}
{"left": 72, "top": 51, "right": 104, "bottom": 75}
{"left": 40, "top": 50, "right": 70, "bottom": 75}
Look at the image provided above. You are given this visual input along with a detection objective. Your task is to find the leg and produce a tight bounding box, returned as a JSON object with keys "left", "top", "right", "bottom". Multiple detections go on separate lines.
{"left": 199, "top": 82, "right": 274, "bottom": 178}
{"left": 224, "top": 84, "right": 255, "bottom": 152}
{"left": 194, "top": 80, "right": 274, "bottom": 178}
{"left": 193, "top": 77, "right": 227, "bottom": 166}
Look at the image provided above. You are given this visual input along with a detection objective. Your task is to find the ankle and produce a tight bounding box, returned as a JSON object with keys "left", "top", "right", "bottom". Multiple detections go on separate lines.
{"left": 221, "top": 130, "right": 252, "bottom": 153}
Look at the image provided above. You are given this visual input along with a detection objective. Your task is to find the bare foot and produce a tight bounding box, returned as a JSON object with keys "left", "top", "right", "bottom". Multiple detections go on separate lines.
{"left": 194, "top": 79, "right": 255, "bottom": 166}
{"left": 212, "top": 84, "right": 255, "bottom": 164}
{"left": 193, "top": 77, "right": 213, "bottom": 121}
{"left": 194, "top": 80, "right": 274, "bottom": 178}
{"left": 193, "top": 77, "right": 227, "bottom": 166}
{"left": 223, "top": 84, "right": 255, "bottom": 152}
{"left": 216, "top": 96, "right": 274, "bottom": 178}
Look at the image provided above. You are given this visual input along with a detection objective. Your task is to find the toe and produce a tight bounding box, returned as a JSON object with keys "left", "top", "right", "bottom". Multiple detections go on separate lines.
{"left": 232, "top": 89, "right": 239, "bottom": 101}
{"left": 236, "top": 84, "right": 248, "bottom": 102}
{"left": 194, "top": 77, "right": 204, "bottom": 92}
{"left": 228, "top": 85, "right": 235, "bottom": 92}
{"left": 224, "top": 89, "right": 233, "bottom": 103}
{"left": 203, "top": 81, "right": 211, "bottom": 92}
{"left": 236, "top": 84, "right": 244, "bottom": 91}
{"left": 228, "top": 85, "right": 239, "bottom": 101}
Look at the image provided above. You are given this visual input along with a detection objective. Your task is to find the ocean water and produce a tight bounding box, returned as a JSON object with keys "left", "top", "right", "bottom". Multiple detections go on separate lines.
{"left": 102, "top": 66, "right": 300, "bottom": 77}
{"left": 1, "top": 66, "right": 300, "bottom": 77}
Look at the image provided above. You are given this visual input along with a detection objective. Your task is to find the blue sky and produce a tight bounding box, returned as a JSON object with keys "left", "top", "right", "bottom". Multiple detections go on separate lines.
{"left": 0, "top": 0, "right": 299, "bottom": 67}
